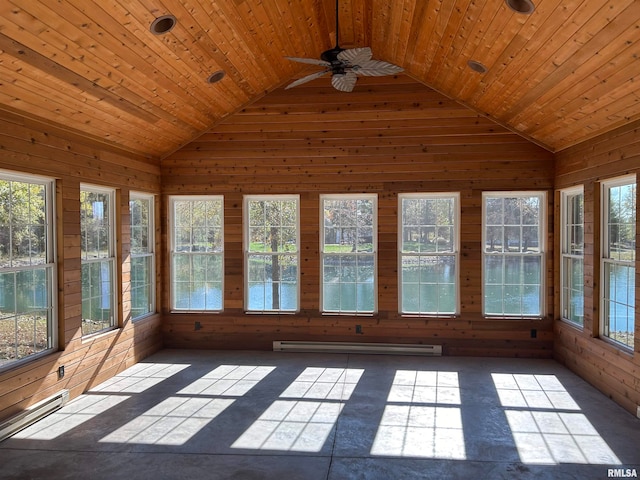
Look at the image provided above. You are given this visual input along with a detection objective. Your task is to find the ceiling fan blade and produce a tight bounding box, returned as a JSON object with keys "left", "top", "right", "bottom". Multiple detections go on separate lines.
{"left": 284, "top": 56, "right": 331, "bottom": 66}
{"left": 354, "top": 60, "right": 404, "bottom": 77}
{"left": 337, "top": 47, "right": 372, "bottom": 65}
{"left": 285, "top": 69, "right": 331, "bottom": 89}
{"left": 331, "top": 71, "right": 357, "bottom": 92}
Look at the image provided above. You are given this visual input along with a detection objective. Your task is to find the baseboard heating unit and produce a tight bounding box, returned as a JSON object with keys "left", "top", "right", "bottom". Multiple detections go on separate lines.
{"left": 0, "top": 389, "right": 69, "bottom": 442}
{"left": 273, "top": 341, "right": 442, "bottom": 356}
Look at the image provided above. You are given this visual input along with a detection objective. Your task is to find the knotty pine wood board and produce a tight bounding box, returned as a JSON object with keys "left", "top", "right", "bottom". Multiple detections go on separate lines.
{"left": 472, "top": 0, "right": 604, "bottom": 120}
{"left": 554, "top": 336, "right": 639, "bottom": 413}
{"left": 5, "top": 0, "right": 228, "bottom": 122}
{"left": 503, "top": 0, "right": 637, "bottom": 127}
{"left": 146, "top": 0, "right": 270, "bottom": 97}
{"left": 0, "top": 136, "right": 160, "bottom": 192}
{"left": 453, "top": 1, "right": 547, "bottom": 103}
{"left": 0, "top": 109, "right": 160, "bottom": 171}
{"left": 0, "top": 64, "right": 183, "bottom": 149}
{"left": 478, "top": 0, "right": 634, "bottom": 132}
{"left": 188, "top": 0, "right": 284, "bottom": 98}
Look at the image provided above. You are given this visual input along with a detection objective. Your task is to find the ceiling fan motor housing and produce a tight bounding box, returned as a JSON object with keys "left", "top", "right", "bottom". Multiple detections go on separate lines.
{"left": 321, "top": 47, "right": 345, "bottom": 63}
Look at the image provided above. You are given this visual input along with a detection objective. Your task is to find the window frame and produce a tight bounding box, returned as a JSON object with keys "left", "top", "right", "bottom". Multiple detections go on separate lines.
{"left": 600, "top": 174, "right": 636, "bottom": 350}
{"left": 80, "top": 183, "right": 117, "bottom": 336}
{"left": 243, "top": 194, "right": 300, "bottom": 313}
{"left": 169, "top": 195, "right": 224, "bottom": 313}
{"left": 0, "top": 170, "right": 57, "bottom": 371}
{"left": 320, "top": 193, "right": 378, "bottom": 315}
{"left": 482, "top": 191, "right": 546, "bottom": 319}
{"left": 398, "top": 192, "right": 460, "bottom": 317}
{"left": 129, "top": 192, "right": 155, "bottom": 321}
{"left": 560, "top": 186, "right": 584, "bottom": 327}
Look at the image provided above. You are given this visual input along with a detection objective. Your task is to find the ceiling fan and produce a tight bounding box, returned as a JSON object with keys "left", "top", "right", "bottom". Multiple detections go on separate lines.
{"left": 284, "top": 0, "right": 404, "bottom": 92}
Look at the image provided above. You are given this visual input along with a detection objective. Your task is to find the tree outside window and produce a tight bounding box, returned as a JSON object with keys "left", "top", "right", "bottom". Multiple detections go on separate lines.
{"left": 0, "top": 173, "right": 55, "bottom": 367}
{"left": 399, "top": 193, "right": 459, "bottom": 315}
{"left": 483, "top": 192, "right": 545, "bottom": 317}
{"left": 170, "top": 196, "right": 224, "bottom": 311}
{"left": 245, "top": 196, "right": 299, "bottom": 312}
{"left": 81, "top": 185, "right": 115, "bottom": 335}
{"left": 321, "top": 194, "right": 377, "bottom": 314}
{"left": 601, "top": 176, "right": 635, "bottom": 349}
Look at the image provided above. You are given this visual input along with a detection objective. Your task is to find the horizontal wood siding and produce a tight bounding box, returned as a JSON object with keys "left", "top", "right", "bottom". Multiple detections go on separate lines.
{"left": 555, "top": 119, "right": 640, "bottom": 415}
{"left": 0, "top": 111, "right": 163, "bottom": 422}
{"left": 161, "top": 76, "right": 555, "bottom": 357}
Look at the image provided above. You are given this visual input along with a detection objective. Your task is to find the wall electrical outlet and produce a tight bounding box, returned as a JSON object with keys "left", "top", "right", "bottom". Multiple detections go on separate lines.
{"left": 58, "top": 365, "right": 65, "bottom": 379}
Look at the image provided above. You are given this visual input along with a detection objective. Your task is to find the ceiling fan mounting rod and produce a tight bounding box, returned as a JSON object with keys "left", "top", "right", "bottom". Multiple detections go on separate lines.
{"left": 334, "top": 0, "right": 340, "bottom": 48}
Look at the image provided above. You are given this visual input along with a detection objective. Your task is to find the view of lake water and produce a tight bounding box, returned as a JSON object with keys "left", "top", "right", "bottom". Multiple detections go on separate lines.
{"left": 174, "top": 264, "right": 634, "bottom": 335}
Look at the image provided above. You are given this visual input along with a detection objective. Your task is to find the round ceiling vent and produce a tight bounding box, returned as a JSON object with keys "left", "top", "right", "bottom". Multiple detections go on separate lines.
{"left": 467, "top": 60, "right": 488, "bottom": 74}
{"left": 207, "top": 70, "right": 226, "bottom": 84}
{"left": 506, "top": 0, "right": 535, "bottom": 14}
{"left": 150, "top": 15, "right": 177, "bottom": 35}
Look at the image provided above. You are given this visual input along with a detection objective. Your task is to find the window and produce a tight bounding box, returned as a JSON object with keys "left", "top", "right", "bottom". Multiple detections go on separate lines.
{"left": 245, "top": 195, "right": 299, "bottom": 312}
{"left": 483, "top": 192, "right": 545, "bottom": 317}
{"left": 321, "top": 194, "right": 377, "bottom": 314}
{"left": 560, "top": 187, "right": 584, "bottom": 327}
{"left": 81, "top": 185, "right": 116, "bottom": 335}
{"left": 601, "top": 175, "right": 635, "bottom": 349}
{"left": 170, "top": 196, "right": 224, "bottom": 311}
{"left": 130, "top": 193, "right": 155, "bottom": 320}
{"left": 0, "top": 172, "right": 55, "bottom": 368}
{"left": 399, "top": 193, "right": 459, "bottom": 315}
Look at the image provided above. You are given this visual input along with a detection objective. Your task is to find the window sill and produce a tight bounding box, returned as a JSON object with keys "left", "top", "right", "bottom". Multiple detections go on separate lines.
{"left": 81, "top": 327, "right": 120, "bottom": 344}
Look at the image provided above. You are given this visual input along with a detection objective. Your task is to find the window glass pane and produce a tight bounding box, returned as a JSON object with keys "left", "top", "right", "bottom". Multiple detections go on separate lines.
{"left": 81, "top": 186, "right": 115, "bottom": 335}
{"left": 399, "top": 194, "right": 457, "bottom": 315}
{"left": 81, "top": 260, "right": 113, "bottom": 335}
{"left": 322, "top": 195, "right": 376, "bottom": 314}
{"left": 246, "top": 196, "right": 299, "bottom": 312}
{"left": 171, "top": 197, "right": 224, "bottom": 311}
{"left": 81, "top": 190, "right": 110, "bottom": 260}
{"left": 561, "top": 189, "right": 584, "bottom": 326}
{"left": 130, "top": 195, "right": 154, "bottom": 320}
{"left": 130, "top": 256, "right": 151, "bottom": 318}
{"left": 0, "top": 174, "right": 56, "bottom": 367}
{"left": 602, "top": 177, "right": 635, "bottom": 348}
{"left": 483, "top": 193, "right": 543, "bottom": 317}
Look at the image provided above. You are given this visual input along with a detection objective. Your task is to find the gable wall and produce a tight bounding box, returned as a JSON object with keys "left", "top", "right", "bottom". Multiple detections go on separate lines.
{"left": 161, "top": 77, "right": 556, "bottom": 357}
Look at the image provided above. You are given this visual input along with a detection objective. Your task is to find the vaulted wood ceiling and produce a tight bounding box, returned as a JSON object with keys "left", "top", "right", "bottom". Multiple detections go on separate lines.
{"left": 1, "top": 0, "right": 639, "bottom": 159}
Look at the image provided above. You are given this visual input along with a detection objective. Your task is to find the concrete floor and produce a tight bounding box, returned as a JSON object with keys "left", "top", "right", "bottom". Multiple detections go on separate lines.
{"left": 1, "top": 349, "right": 639, "bottom": 480}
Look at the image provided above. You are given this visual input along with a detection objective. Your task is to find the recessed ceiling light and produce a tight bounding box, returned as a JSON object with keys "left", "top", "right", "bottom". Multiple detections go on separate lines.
{"left": 467, "top": 60, "right": 487, "bottom": 74}
{"left": 506, "top": 0, "right": 535, "bottom": 14}
{"left": 207, "top": 70, "right": 226, "bottom": 84}
{"left": 150, "top": 15, "right": 177, "bottom": 35}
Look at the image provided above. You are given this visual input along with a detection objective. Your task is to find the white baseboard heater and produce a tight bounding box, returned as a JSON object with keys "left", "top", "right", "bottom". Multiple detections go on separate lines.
{"left": 273, "top": 341, "right": 442, "bottom": 356}
{"left": 0, "top": 389, "right": 69, "bottom": 442}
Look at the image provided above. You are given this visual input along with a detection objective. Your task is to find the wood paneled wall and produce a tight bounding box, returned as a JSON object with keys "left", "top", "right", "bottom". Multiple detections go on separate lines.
{"left": 161, "top": 76, "right": 556, "bottom": 357}
{"left": 555, "top": 119, "right": 640, "bottom": 415}
{"left": 0, "top": 110, "right": 163, "bottom": 422}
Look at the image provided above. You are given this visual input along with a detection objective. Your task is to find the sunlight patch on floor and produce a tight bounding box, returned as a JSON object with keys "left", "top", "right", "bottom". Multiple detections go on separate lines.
{"left": 371, "top": 370, "right": 466, "bottom": 459}
{"left": 12, "top": 394, "right": 130, "bottom": 440}
{"left": 100, "top": 397, "right": 234, "bottom": 445}
{"left": 178, "top": 365, "right": 276, "bottom": 396}
{"left": 90, "top": 363, "right": 191, "bottom": 394}
{"left": 493, "top": 373, "right": 621, "bottom": 465}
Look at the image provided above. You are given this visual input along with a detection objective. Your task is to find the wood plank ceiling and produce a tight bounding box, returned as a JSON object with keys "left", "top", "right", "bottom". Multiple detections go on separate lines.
{"left": 0, "top": 0, "right": 639, "bottom": 158}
